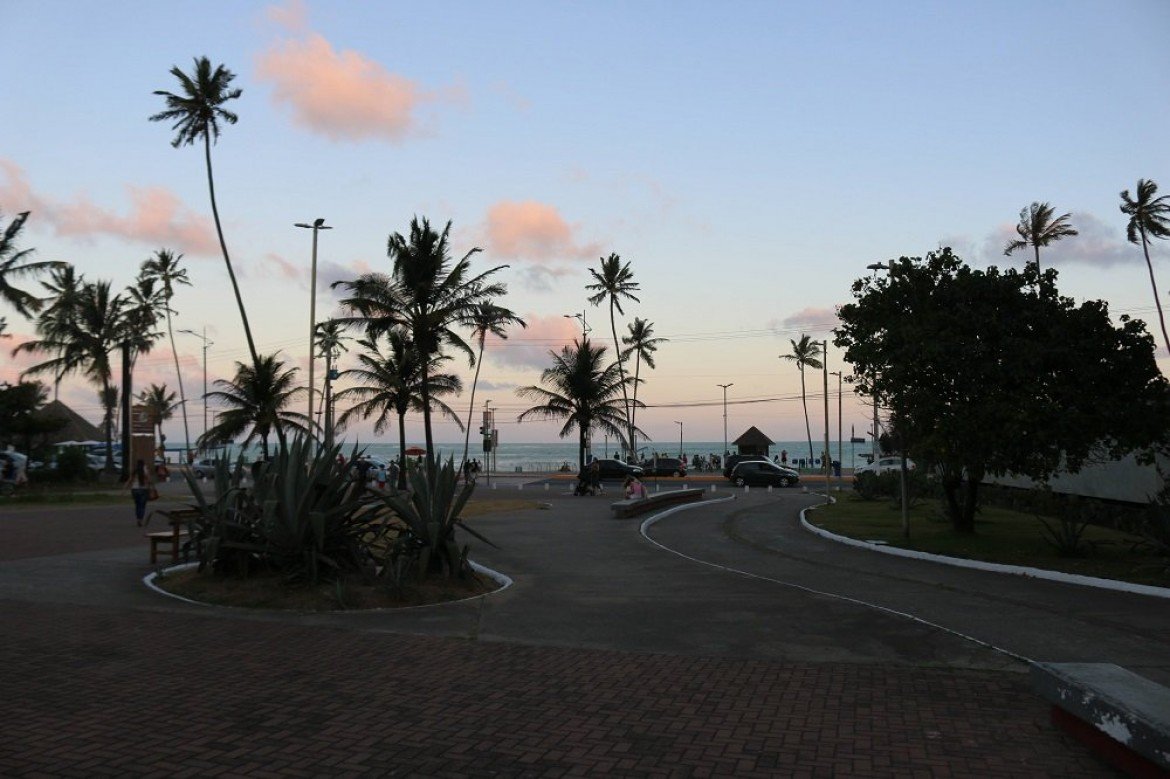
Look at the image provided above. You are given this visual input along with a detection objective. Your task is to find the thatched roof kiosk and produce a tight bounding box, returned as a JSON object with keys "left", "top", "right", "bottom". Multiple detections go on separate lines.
{"left": 733, "top": 426, "right": 773, "bottom": 456}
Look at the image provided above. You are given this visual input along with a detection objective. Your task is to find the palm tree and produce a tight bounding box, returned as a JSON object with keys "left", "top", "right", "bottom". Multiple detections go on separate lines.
{"left": 1120, "top": 179, "right": 1170, "bottom": 356}
{"left": 35, "top": 264, "right": 85, "bottom": 399}
{"left": 150, "top": 57, "right": 258, "bottom": 367}
{"left": 334, "top": 332, "right": 463, "bottom": 489}
{"left": 199, "top": 353, "right": 309, "bottom": 459}
{"left": 620, "top": 317, "right": 666, "bottom": 459}
{"left": 16, "top": 280, "right": 125, "bottom": 469}
{"left": 1003, "top": 201, "right": 1078, "bottom": 278}
{"left": 517, "top": 338, "right": 643, "bottom": 471}
{"left": 460, "top": 302, "right": 526, "bottom": 472}
{"left": 781, "top": 335, "right": 823, "bottom": 465}
{"left": 141, "top": 249, "right": 194, "bottom": 457}
{"left": 586, "top": 253, "right": 640, "bottom": 455}
{"left": 333, "top": 216, "right": 507, "bottom": 461}
{"left": 314, "top": 318, "right": 351, "bottom": 448}
{"left": 1, "top": 211, "right": 67, "bottom": 321}
{"left": 121, "top": 273, "right": 166, "bottom": 366}
{"left": 137, "top": 383, "right": 178, "bottom": 453}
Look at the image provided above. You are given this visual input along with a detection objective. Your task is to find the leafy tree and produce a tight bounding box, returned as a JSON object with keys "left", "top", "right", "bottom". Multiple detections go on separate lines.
{"left": 586, "top": 253, "right": 640, "bottom": 453}
{"left": 460, "top": 302, "right": 525, "bottom": 472}
{"left": 141, "top": 249, "right": 193, "bottom": 455}
{"left": 0, "top": 211, "right": 67, "bottom": 330}
{"left": 334, "top": 332, "right": 463, "bottom": 490}
{"left": 150, "top": 58, "right": 258, "bottom": 368}
{"left": 1120, "top": 178, "right": 1170, "bottom": 356}
{"left": 137, "top": 383, "right": 178, "bottom": 452}
{"left": 621, "top": 317, "right": 666, "bottom": 459}
{"left": 199, "top": 353, "right": 310, "bottom": 458}
{"left": 516, "top": 338, "right": 644, "bottom": 471}
{"left": 835, "top": 248, "right": 1170, "bottom": 533}
{"left": 0, "top": 380, "right": 63, "bottom": 454}
{"left": 1003, "top": 201, "right": 1078, "bottom": 277}
{"left": 333, "top": 217, "right": 506, "bottom": 460}
{"left": 781, "top": 334, "right": 823, "bottom": 465}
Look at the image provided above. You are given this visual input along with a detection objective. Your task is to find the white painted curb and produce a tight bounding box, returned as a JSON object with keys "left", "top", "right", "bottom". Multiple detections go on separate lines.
{"left": 801, "top": 500, "right": 1170, "bottom": 601}
{"left": 143, "top": 559, "right": 513, "bottom": 611}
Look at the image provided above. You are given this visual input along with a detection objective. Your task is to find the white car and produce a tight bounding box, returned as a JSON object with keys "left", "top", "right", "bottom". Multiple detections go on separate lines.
{"left": 856, "top": 456, "right": 915, "bottom": 475}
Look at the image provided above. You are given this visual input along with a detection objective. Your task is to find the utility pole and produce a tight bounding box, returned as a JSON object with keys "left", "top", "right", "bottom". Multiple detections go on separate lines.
{"left": 866, "top": 260, "right": 910, "bottom": 537}
{"left": 296, "top": 218, "right": 331, "bottom": 440}
{"left": 830, "top": 371, "right": 842, "bottom": 490}
{"left": 179, "top": 327, "right": 212, "bottom": 454}
{"left": 717, "top": 382, "right": 733, "bottom": 460}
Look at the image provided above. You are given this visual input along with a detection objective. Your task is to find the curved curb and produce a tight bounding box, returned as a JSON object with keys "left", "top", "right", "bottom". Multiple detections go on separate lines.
{"left": 801, "top": 500, "right": 1170, "bottom": 601}
{"left": 142, "top": 560, "right": 514, "bottom": 612}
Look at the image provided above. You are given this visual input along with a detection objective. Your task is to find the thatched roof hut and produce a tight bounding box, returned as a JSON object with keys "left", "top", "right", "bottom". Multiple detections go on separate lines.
{"left": 733, "top": 426, "right": 773, "bottom": 456}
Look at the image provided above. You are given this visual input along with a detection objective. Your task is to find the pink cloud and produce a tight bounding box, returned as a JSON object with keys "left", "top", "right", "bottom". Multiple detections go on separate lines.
{"left": 483, "top": 200, "right": 601, "bottom": 262}
{"left": 490, "top": 313, "right": 581, "bottom": 371}
{"left": 0, "top": 158, "right": 218, "bottom": 256}
{"left": 255, "top": 31, "right": 465, "bottom": 143}
{"left": 769, "top": 307, "right": 840, "bottom": 337}
{"left": 265, "top": 0, "right": 308, "bottom": 33}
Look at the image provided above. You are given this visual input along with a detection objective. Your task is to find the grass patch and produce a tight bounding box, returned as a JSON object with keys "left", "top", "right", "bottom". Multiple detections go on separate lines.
{"left": 811, "top": 494, "right": 1170, "bottom": 588}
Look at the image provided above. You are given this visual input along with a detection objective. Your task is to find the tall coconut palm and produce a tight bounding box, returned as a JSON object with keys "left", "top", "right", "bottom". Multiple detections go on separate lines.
{"left": 150, "top": 57, "right": 258, "bottom": 367}
{"left": 141, "top": 249, "right": 193, "bottom": 456}
{"left": 460, "top": 302, "right": 526, "bottom": 472}
{"left": 137, "top": 383, "right": 178, "bottom": 453}
{"left": 1120, "top": 178, "right": 1170, "bottom": 356}
{"left": 334, "top": 332, "right": 463, "bottom": 490}
{"left": 586, "top": 253, "right": 640, "bottom": 455}
{"left": 36, "top": 264, "right": 85, "bottom": 399}
{"left": 314, "top": 318, "right": 351, "bottom": 448}
{"left": 517, "top": 338, "right": 643, "bottom": 471}
{"left": 0, "top": 211, "right": 67, "bottom": 320}
{"left": 333, "top": 216, "right": 507, "bottom": 461}
{"left": 1003, "top": 201, "right": 1078, "bottom": 278}
{"left": 121, "top": 273, "right": 166, "bottom": 365}
{"left": 620, "top": 317, "right": 666, "bottom": 459}
{"left": 199, "top": 353, "right": 309, "bottom": 459}
{"left": 16, "top": 280, "right": 125, "bottom": 469}
{"left": 781, "top": 335, "right": 823, "bottom": 465}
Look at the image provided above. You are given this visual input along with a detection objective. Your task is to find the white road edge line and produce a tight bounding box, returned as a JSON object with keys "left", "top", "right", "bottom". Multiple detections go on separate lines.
{"left": 639, "top": 494, "right": 1033, "bottom": 665}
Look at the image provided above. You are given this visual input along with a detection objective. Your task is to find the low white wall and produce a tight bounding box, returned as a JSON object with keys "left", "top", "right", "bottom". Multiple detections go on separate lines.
{"left": 983, "top": 452, "right": 1166, "bottom": 505}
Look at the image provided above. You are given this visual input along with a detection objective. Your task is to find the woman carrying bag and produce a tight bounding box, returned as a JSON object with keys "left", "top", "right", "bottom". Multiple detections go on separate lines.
{"left": 125, "top": 459, "right": 157, "bottom": 527}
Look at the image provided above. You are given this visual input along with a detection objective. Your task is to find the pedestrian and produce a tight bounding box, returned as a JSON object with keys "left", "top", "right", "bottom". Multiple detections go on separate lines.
{"left": 376, "top": 464, "right": 387, "bottom": 490}
{"left": 781, "top": 449, "right": 788, "bottom": 465}
{"left": 623, "top": 475, "right": 646, "bottom": 499}
{"left": 589, "top": 460, "right": 602, "bottom": 494}
{"left": 125, "top": 458, "right": 154, "bottom": 527}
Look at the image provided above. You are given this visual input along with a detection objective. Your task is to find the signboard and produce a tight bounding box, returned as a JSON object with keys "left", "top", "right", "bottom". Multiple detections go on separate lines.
{"left": 130, "top": 404, "right": 153, "bottom": 435}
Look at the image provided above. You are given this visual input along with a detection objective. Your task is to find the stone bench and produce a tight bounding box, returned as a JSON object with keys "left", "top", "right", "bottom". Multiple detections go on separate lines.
{"left": 610, "top": 488, "right": 705, "bottom": 519}
{"left": 1031, "top": 662, "right": 1170, "bottom": 776}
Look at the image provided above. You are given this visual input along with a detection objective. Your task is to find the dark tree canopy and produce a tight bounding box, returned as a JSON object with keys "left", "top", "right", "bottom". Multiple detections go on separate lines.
{"left": 835, "top": 247, "right": 1170, "bottom": 532}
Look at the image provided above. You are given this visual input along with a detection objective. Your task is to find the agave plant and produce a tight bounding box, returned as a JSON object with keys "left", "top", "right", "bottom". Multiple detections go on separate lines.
{"left": 377, "top": 459, "right": 495, "bottom": 581}
{"left": 182, "top": 434, "right": 387, "bottom": 583}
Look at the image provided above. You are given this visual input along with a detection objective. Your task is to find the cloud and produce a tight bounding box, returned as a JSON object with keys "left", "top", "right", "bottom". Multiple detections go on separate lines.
{"left": 490, "top": 313, "right": 580, "bottom": 371}
{"left": 482, "top": 200, "right": 601, "bottom": 262}
{"left": 0, "top": 158, "right": 217, "bottom": 256}
{"left": 265, "top": 0, "right": 308, "bottom": 33}
{"left": 474, "top": 379, "right": 519, "bottom": 392}
{"left": 490, "top": 81, "right": 530, "bottom": 112}
{"left": 768, "top": 307, "right": 840, "bottom": 338}
{"left": 515, "top": 265, "right": 576, "bottom": 293}
{"left": 255, "top": 18, "right": 466, "bottom": 143}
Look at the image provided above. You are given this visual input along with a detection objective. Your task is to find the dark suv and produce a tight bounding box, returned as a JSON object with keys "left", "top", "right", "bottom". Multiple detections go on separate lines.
{"left": 640, "top": 457, "right": 687, "bottom": 477}
{"left": 587, "top": 458, "right": 644, "bottom": 480}
{"left": 728, "top": 460, "right": 800, "bottom": 487}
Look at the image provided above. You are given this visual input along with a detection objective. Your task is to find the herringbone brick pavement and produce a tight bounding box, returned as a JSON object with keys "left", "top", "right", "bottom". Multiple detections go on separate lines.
{"left": 0, "top": 599, "right": 1113, "bottom": 777}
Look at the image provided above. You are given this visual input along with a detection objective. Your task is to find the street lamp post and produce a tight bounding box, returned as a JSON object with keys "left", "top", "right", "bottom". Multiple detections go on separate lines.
{"left": 296, "top": 218, "right": 331, "bottom": 440}
{"left": 830, "top": 371, "right": 842, "bottom": 491}
{"left": 179, "top": 327, "right": 213, "bottom": 452}
{"left": 717, "top": 382, "right": 733, "bottom": 458}
{"left": 674, "top": 420, "right": 683, "bottom": 458}
{"left": 866, "top": 260, "right": 910, "bottom": 538}
{"left": 563, "top": 311, "right": 589, "bottom": 340}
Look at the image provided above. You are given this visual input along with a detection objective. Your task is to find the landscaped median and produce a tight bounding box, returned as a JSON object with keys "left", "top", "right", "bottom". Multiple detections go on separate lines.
{"left": 804, "top": 493, "right": 1170, "bottom": 592}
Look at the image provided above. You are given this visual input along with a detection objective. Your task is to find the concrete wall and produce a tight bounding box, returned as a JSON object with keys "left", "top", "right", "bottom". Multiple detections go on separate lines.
{"left": 983, "top": 452, "right": 1167, "bottom": 505}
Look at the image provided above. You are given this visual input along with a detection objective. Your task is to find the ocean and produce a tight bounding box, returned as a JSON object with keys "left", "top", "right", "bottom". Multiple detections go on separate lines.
{"left": 180, "top": 438, "right": 876, "bottom": 474}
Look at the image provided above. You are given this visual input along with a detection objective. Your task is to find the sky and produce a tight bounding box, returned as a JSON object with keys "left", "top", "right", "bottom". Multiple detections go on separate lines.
{"left": 2, "top": 0, "right": 1169, "bottom": 450}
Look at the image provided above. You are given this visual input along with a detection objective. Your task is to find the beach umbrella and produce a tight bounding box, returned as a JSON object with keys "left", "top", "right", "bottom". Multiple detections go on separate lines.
{"left": 404, "top": 446, "right": 426, "bottom": 456}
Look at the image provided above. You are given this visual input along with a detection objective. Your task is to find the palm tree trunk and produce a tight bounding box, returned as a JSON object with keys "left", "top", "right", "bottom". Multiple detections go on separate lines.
{"left": 397, "top": 410, "right": 408, "bottom": 490}
{"left": 1033, "top": 244, "right": 1041, "bottom": 278}
{"left": 102, "top": 377, "right": 115, "bottom": 472}
{"left": 800, "top": 366, "right": 814, "bottom": 464}
{"left": 165, "top": 307, "right": 191, "bottom": 460}
{"left": 1140, "top": 227, "right": 1170, "bottom": 356}
{"left": 609, "top": 299, "right": 631, "bottom": 454}
{"left": 629, "top": 351, "right": 642, "bottom": 460}
{"left": 461, "top": 342, "right": 485, "bottom": 476}
{"left": 203, "top": 134, "right": 259, "bottom": 369}
{"left": 420, "top": 362, "right": 434, "bottom": 467}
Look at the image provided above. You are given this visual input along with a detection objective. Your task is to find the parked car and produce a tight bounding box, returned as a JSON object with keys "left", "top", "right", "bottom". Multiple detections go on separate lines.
{"left": 587, "top": 458, "right": 644, "bottom": 480}
{"left": 856, "top": 456, "right": 915, "bottom": 476}
{"left": 640, "top": 457, "right": 687, "bottom": 477}
{"left": 728, "top": 460, "right": 800, "bottom": 488}
{"left": 191, "top": 458, "right": 220, "bottom": 478}
{"left": 722, "top": 454, "right": 770, "bottom": 478}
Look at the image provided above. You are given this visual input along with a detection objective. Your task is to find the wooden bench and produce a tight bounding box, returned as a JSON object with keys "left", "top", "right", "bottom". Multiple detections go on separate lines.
{"left": 610, "top": 488, "right": 706, "bottom": 519}
{"left": 1031, "top": 662, "right": 1170, "bottom": 777}
{"left": 146, "top": 508, "right": 200, "bottom": 565}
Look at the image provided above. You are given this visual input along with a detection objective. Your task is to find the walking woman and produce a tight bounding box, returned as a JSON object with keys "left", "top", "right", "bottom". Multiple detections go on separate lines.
{"left": 125, "top": 458, "right": 154, "bottom": 527}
